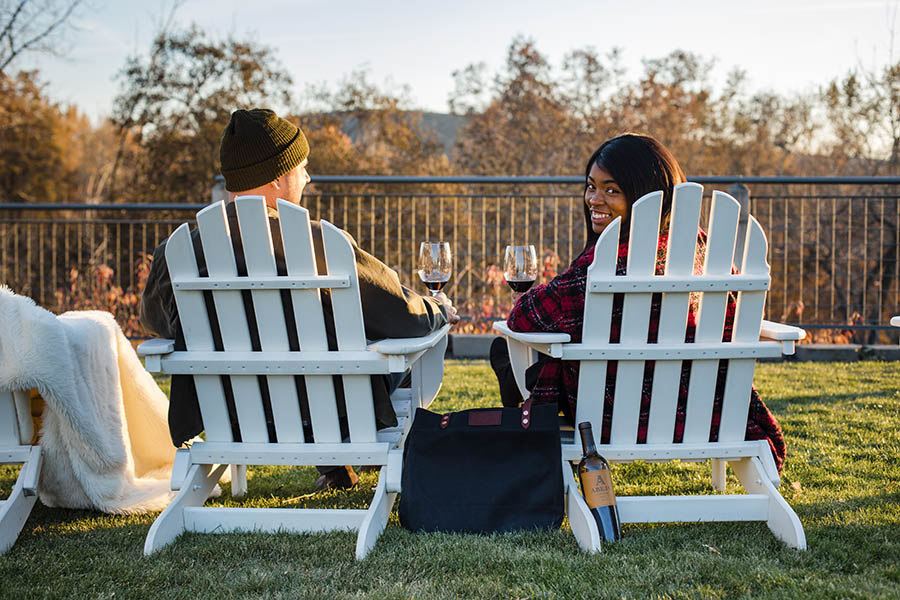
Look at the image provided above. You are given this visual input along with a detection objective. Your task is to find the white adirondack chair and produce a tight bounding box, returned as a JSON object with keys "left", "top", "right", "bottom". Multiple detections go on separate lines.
{"left": 493, "top": 183, "right": 807, "bottom": 552}
{"left": 892, "top": 316, "right": 900, "bottom": 328}
{"left": 0, "top": 389, "right": 41, "bottom": 554}
{"left": 138, "top": 197, "right": 450, "bottom": 560}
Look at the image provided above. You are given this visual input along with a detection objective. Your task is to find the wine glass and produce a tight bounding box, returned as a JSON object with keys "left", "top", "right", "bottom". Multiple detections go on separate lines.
{"left": 504, "top": 244, "right": 538, "bottom": 294}
{"left": 418, "top": 241, "right": 452, "bottom": 296}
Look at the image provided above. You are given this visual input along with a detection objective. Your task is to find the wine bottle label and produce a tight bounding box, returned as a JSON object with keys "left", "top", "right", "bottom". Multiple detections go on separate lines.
{"left": 581, "top": 470, "right": 615, "bottom": 508}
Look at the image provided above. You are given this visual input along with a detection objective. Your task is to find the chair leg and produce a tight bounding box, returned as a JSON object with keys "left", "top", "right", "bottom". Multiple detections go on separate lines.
{"left": 563, "top": 459, "right": 601, "bottom": 553}
{"left": 0, "top": 464, "right": 39, "bottom": 555}
{"left": 230, "top": 464, "right": 248, "bottom": 499}
{"left": 711, "top": 458, "right": 727, "bottom": 491}
{"left": 355, "top": 468, "right": 397, "bottom": 560}
{"left": 144, "top": 463, "right": 226, "bottom": 555}
{"left": 731, "top": 456, "right": 806, "bottom": 550}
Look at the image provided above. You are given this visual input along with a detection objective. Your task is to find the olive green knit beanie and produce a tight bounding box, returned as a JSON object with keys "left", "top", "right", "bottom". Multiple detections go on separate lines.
{"left": 219, "top": 108, "right": 309, "bottom": 192}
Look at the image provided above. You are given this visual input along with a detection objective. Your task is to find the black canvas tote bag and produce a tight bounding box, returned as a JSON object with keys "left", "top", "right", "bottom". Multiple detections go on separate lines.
{"left": 398, "top": 398, "right": 564, "bottom": 533}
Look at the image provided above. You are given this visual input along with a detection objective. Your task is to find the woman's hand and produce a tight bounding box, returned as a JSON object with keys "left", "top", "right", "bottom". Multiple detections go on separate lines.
{"left": 433, "top": 291, "right": 461, "bottom": 324}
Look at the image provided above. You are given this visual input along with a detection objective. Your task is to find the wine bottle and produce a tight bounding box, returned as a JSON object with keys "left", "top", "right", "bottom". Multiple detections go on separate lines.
{"left": 577, "top": 421, "right": 621, "bottom": 541}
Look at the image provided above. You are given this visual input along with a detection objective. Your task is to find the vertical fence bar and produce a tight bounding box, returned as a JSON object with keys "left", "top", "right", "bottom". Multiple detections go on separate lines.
{"left": 410, "top": 196, "right": 417, "bottom": 283}
{"left": 26, "top": 223, "right": 32, "bottom": 297}
{"left": 51, "top": 222, "right": 58, "bottom": 308}
{"left": 799, "top": 195, "right": 804, "bottom": 311}
{"left": 494, "top": 196, "right": 500, "bottom": 274}
{"left": 38, "top": 223, "right": 45, "bottom": 305}
{"left": 863, "top": 196, "right": 869, "bottom": 325}
{"left": 439, "top": 195, "right": 445, "bottom": 247}
{"left": 384, "top": 194, "right": 390, "bottom": 265}
{"left": 879, "top": 197, "right": 884, "bottom": 330}
{"left": 539, "top": 195, "right": 545, "bottom": 282}
{"left": 116, "top": 222, "right": 122, "bottom": 292}
{"left": 527, "top": 195, "right": 532, "bottom": 244}
{"left": 815, "top": 194, "right": 820, "bottom": 323}
{"left": 453, "top": 196, "right": 458, "bottom": 297}
{"left": 357, "top": 194, "right": 362, "bottom": 246}
{"left": 397, "top": 195, "right": 403, "bottom": 280}
{"left": 481, "top": 195, "right": 487, "bottom": 320}
{"left": 425, "top": 196, "right": 430, "bottom": 243}
{"left": 782, "top": 196, "right": 788, "bottom": 318}
{"left": 553, "top": 198, "right": 558, "bottom": 271}
{"left": 831, "top": 196, "right": 836, "bottom": 322}
{"left": 846, "top": 199, "right": 852, "bottom": 321}
{"left": 369, "top": 194, "right": 375, "bottom": 254}
{"left": 467, "top": 194, "right": 473, "bottom": 314}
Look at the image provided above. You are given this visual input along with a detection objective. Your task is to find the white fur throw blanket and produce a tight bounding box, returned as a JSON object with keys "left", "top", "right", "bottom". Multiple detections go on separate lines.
{"left": 0, "top": 286, "right": 175, "bottom": 514}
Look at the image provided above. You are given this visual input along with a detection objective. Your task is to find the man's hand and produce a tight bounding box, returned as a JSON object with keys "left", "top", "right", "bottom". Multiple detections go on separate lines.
{"left": 433, "top": 291, "right": 461, "bottom": 324}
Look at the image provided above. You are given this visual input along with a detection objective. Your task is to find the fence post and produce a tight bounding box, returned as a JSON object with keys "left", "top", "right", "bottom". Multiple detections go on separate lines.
{"left": 729, "top": 183, "right": 750, "bottom": 268}
{"left": 211, "top": 174, "right": 226, "bottom": 204}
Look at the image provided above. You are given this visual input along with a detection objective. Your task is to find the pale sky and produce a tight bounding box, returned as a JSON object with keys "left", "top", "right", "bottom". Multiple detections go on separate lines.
{"left": 17, "top": 0, "right": 900, "bottom": 122}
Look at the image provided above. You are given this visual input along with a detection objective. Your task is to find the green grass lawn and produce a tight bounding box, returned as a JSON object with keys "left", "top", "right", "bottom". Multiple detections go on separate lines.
{"left": 1, "top": 360, "right": 899, "bottom": 599}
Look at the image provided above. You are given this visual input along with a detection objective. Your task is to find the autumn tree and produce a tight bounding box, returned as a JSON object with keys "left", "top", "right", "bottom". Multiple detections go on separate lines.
{"left": 302, "top": 69, "right": 451, "bottom": 177}
{"left": 110, "top": 24, "right": 294, "bottom": 203}
{"left": 821, "top": 63, "right": 900, "bottom": 174}
{"left": 451, "top": 36, "right": 582, "bottom": 176}
{"left": 0, "top": 69, "right": 109, "bottom": 203}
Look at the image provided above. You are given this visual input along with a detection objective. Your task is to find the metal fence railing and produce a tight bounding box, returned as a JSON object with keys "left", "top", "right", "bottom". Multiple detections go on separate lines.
{"left": 1, "top": 175, "right": 898, "bottom": 343}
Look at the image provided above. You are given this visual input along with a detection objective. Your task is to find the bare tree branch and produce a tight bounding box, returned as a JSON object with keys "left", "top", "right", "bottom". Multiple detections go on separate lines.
{"left": 0, "top": 0, "right": 84, "bottom": 72}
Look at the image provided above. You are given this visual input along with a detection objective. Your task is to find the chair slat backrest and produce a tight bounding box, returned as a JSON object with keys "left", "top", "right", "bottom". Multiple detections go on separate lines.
{"left": 166, "top": 198, "right": 379, "bottom": 446}
{"left": 609, "top": 192, "right": 662, "bottom": 444}
{"left": 196, "top": 201, "right": 269, "bottom": 442}
{"left": 574, "top": 216, "right": 619, "bottom": 433}
{"left": 322, "top": 220, "right": 377, "bottom": 443}
{"left": 718, "top": 216, "right": 769, "bottom": 441}
{"left": 576, "top": 183, "right": 770, "bottom": 448}
{"left": 646, "top": 183, "right": 702, "bottom": 443}
{"left": 237, "top": 197, "right": 305, "bottom": 443}
{"left": 166, "top": 221, "right": 233, "bottom": 442}
{"left": 682, "top": 192, "right": 739, "bottom": 443}
{"left": 278, "top": 199, "right": 339, "bottom": 443}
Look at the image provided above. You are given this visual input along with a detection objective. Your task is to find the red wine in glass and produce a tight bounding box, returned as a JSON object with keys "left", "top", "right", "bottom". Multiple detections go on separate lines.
{"left": 503, "top": 245, "right": 537, "bottom": 296}
{"left": 423, "top": 276, "right": 450, "bottom": 292}
{"left": 418, "top": 242, "right": 452, "bottom": 297}
{"left": 505, "top": 278, "right": 535, "bottom": 293}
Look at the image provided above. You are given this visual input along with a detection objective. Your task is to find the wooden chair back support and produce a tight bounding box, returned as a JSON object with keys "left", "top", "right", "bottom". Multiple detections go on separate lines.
{"left": 166, "top": 197, "right": 381, "bottom": 446}
{"left": 573, "top": 182, "right": 776, "bottom": 451}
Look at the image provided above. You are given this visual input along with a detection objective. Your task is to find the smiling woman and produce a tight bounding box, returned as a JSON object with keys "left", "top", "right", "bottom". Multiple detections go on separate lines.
{"left": 491, "top": 133, "right": 788, "bottom": 472}
{"left": 581, "top": 134, "right": 686, "bottom": 249}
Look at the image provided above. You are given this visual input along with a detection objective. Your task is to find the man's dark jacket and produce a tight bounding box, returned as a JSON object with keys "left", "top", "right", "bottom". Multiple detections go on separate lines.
{"left": 140, "top": 203, "right": 448, "bottom": 446}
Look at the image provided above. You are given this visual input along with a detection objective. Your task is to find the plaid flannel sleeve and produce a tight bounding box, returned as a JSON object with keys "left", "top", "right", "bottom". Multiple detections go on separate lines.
{"left": 506, "top": 248, "right": 592, "bottom": 337}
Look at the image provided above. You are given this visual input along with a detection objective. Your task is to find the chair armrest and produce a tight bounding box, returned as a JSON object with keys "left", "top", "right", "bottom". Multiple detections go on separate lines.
{"left": 759, "top": 320, "right": 805, "bottom": 341}
{"left": 137, "top": 338, "right": 175, "bottom": 356}
{"left": 759, "top": 320, "right": 805, "bottom": 356}
{"left": 492, "top": 321, "right": 571, "bottom": 346}
{"left": 137, "top": 338, "right": 174, "bottom": 373}
{"left": 492, "top": 321, "right": 572, "bottom": 398}
{"left": 891, "top": 316, "right": 900, "bottom": 327}
{"left": 367, "top": 325, "right": 451, "bottom": 356}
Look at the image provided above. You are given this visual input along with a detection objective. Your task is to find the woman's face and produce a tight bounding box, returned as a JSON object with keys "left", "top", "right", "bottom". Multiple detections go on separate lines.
{"left": 585, "top": 162, "right": 628, "bottom": 234}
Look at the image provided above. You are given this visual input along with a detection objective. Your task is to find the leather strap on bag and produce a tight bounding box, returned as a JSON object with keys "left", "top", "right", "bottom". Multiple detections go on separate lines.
{"left": 439, "top": 397, "right": 535, "bottom": 430}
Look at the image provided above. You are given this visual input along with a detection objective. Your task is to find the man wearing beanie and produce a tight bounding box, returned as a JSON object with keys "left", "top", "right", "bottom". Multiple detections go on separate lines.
{"left": 141, "top": 108, "right": 457, "bottom": 490}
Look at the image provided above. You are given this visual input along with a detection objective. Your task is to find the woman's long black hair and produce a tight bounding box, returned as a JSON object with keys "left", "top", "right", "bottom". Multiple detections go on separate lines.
{"left": 582, "top": 133, "right": 686, "bottom": 250}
